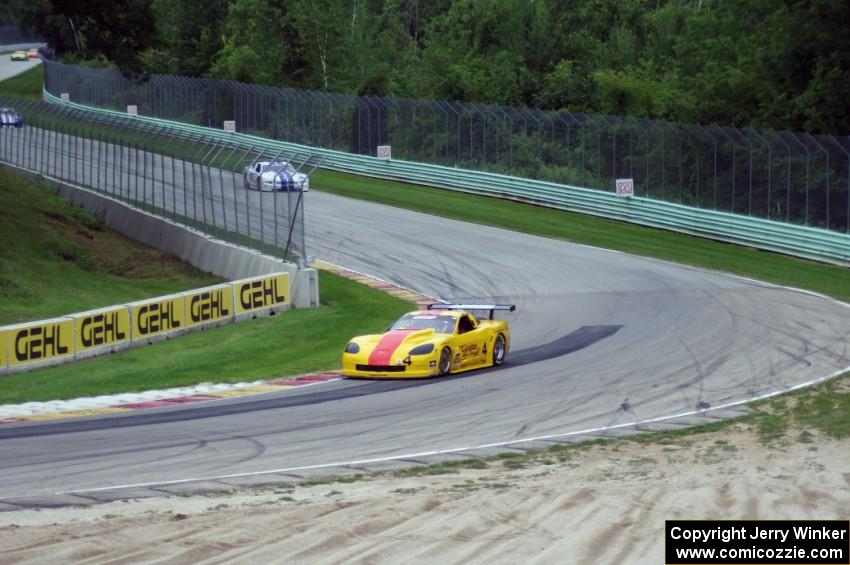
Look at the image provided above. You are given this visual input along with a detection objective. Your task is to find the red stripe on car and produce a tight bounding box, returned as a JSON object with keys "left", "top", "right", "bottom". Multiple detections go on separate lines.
{"left": 368, "top": 330, "right": 415, "bottom": 365}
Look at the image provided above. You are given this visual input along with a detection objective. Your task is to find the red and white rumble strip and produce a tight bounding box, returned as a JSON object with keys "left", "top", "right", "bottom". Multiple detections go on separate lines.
{"left": 0, "top": 260, "right": 436, "bottom": 425}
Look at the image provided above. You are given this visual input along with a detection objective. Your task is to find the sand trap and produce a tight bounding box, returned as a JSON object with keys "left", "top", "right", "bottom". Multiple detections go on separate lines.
{"left": 1, "top": 421, "right": 847, "bottom": 564}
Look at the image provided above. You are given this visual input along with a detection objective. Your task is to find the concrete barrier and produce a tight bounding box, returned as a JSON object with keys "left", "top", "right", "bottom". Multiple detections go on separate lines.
{"left": 4, "top": 166, "right": 319, "bottom": 308}
{"left": 183, "top": 283, "right": 234, "bottom": 330}
{"left": 71, "top": 305, "right": 132, "bottom": 360}
{"left": 56, "top": 184, "right": 319, "bottom": 309}
{"left": 0, "top": 166, "right": 322, "bottom": 375}
{"left": 232, "top": 273, "right": 290, "bottom": 321}
{"left": 4, "top": 317, "right": 75, "bottom": 372}
{"left": 0, "top": 274, "right": 297, "bottom": 375}
{"left": 0, "top": 327, "right": 8, "bottom": 375}
{"left": 127, "top": 293, "right": 188, "bottom": 346}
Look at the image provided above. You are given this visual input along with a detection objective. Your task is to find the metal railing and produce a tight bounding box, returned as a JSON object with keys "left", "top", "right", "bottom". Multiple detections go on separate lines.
{"left": 43, "top": 59, "right": 850, "bottom": 235}
{"left": 0, "top": 94, "right": 311, "bottom": 264}
{"left": 41, "top": 90, "right": 850, "bottom": 266}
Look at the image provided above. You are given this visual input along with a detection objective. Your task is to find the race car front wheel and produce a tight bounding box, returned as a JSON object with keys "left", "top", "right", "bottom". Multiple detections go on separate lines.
{"left": 492, "top": 334, "right": 506, "bottom": 366}
{"left": 438, "top": 347, "right": 451, "bottom": 375}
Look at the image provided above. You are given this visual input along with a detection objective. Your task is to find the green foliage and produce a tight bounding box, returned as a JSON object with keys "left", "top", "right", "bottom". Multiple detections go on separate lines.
{"left": 21, "top": 0, "right": 158, "bottom": 76}
{"left": 9, "top": 0, "right": 850, "bottom": 132}
{"left": 793, "top": 382, "right": 850, "bottom": 439}
{"left": 148, "top": 0, "right": 229, "bottom": 76}
{"left": 0, "top": 65, "right": 43, "bottom": 99}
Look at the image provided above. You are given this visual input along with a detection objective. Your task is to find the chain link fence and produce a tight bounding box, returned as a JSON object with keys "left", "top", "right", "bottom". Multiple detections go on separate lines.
{"left": 43, "top": 59, "right": 850, "bottom": 234}
{"left": 0, "top": 94, "right": 309, "bottom": 263}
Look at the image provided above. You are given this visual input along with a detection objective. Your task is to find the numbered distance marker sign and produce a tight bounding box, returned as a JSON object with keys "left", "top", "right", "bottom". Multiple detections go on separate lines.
{"left": 616, "top": 178, "right": 634, "bottom": 197}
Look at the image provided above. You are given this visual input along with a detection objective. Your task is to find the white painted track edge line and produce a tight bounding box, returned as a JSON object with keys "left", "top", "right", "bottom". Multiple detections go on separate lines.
{"left": 52, "top": 364, "right": 850, "bottom": 497}
{"left": 314, "top": 258, "right": 447, "bottom": 304}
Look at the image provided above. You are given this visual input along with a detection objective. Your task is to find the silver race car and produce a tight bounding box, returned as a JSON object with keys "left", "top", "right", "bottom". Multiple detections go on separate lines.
{"left": 0, "top": 107, "right": 24, "bottom": 128}
{"left": 243, "top": 160, "right": 310, "bottom": 192}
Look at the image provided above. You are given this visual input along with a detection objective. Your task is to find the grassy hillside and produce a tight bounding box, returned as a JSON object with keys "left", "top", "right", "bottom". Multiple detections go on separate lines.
{"left": 0, "top": 166, "right": 219, "bottom": 324}
{"left": 0, "top": 63, "right": 42, "bottom": 99}
{"left": 0, "top": 166, "right": 412, "bottom": 402}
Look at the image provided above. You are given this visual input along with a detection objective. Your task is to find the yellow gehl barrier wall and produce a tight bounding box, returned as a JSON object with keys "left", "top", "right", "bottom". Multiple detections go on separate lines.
{"left": 0, "top": 273, "right": 289, "bottom": 374}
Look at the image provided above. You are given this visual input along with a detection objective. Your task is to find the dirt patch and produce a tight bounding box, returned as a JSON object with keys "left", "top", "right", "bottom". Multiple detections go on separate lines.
{"left": 0, "top": 425, "right": 846, "bottom": 564}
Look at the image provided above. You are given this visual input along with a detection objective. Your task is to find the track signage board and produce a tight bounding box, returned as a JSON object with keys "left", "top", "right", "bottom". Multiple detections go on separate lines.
{"left": 129, "top": 295, "right": 186, "bottom": 342}
{"left": 6, "top": 317, "right": 74, "bottom": 368}
{"left": 0, "top": 328, "right": 7, "bottom": 372}
{"left": 73, "top": 306, "right": 131, "bottom": 355}
{"left": 616, "top": 178, "right": 634, "bottom": 197}
{"left": 184, "top": 284, "right": 234, "bottom": 328}
{"left": 233, "top": 273, "right": 289, "bottom": 316}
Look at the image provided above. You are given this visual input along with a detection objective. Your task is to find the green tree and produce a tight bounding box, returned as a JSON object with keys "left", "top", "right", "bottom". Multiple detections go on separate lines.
{"left": 23, "top": 0, "right": 157, "bottom": 75}
{"left": 150, "top": 0, "right": 229, "bottom": 76}
{"left": 210, "top": 0, "right": 293, "bottom": 85}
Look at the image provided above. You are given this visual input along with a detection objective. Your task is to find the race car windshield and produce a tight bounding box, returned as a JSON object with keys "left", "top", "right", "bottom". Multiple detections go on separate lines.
{"left": 266, "top": 163, "right": 294, "bottom": 174}
{"left": 390, "top": 315, "right": 455, "bottom": 334}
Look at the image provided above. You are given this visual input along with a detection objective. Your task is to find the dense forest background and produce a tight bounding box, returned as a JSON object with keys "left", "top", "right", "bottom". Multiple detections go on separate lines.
{"left": 5, "top": 0, "right": 849, "bottom": 134}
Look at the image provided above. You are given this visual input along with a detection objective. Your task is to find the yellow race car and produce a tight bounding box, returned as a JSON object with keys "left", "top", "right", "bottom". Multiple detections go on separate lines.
{"left": 342, "top": 304, "right": 515, "bottom": 378}
{"left": 10, "top": 51, "right": 28, "bottom": 61}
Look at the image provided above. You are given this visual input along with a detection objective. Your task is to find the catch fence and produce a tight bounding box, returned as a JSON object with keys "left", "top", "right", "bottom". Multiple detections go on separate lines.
{"left": 43, "top": 59, "right": 850, "bottom": 234}
{"left": 0, "top": 94, "right": 311, "bottom": 263}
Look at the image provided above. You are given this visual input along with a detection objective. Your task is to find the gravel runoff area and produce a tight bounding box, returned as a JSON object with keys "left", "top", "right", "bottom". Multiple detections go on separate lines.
{"left": 0, "top": 419, "right": 846, "bottom": 564}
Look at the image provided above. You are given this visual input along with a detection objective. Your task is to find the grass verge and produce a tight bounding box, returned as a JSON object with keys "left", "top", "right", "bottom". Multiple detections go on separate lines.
{"left": 0, "top": 269, "right": 411, "bottom": 404}
{"left": 4, "top": 68, "right": 848, "bottom": 303}
{"left": 2, "top": 69, "right": 848, "bottom": 410}
{"left": 0, "top": 166, "right": 219, "bottom": 325}
{"left": 312, "top": 169, "right": 850, "bottom": 303}
{"left": 0, "top": 64, "right": 42, "bottom": 100}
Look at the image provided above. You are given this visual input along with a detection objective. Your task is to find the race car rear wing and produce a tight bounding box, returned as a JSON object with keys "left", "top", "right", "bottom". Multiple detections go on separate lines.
{"left": 427, "top": 303, "right": 516, "bottom": 320}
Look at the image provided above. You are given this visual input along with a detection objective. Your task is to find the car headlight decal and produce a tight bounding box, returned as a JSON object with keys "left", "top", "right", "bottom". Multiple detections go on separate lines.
{"left": 345, "top": 342, "right": 360, "bottom": 354}
{"left": 408, "top": 343, "right": 434, "bottom": 355}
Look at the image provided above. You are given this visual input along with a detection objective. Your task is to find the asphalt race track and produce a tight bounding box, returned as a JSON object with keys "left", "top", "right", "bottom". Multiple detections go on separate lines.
{"left": 0, "top": 48, "right": 41, "bottom": 83}
{"left": 0, "top": 72, "right": 849, "bottom": 506}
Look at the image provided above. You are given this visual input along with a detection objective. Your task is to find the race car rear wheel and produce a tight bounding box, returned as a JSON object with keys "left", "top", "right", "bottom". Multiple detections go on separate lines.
{"left": 492, "top": 334, "right": 506, "bottom": 366}
{"left": 438, "top": 347, "right": 451, "bottom": 375}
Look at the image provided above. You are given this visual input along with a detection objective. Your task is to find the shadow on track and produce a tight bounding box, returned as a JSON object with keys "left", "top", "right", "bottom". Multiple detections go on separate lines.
{"left": 0, "top": 326, "right": 621, "bottom": 440}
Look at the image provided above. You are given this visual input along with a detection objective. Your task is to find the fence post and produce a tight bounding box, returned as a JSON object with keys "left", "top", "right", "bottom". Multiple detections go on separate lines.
{"left": 785, "top": 133, "right": 810, "bottom": 225}
{"left": 824, "top": 136, "right": 850, "bottom": 233}
{"left": 747, "top": 127, "right": 772, "bottom": 219}
{"left": 805, "top": 134, "right": 830, "bottom": 230}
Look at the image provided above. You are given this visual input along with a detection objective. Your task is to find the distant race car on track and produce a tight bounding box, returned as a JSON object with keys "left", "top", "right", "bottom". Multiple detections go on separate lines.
{"left": 243, "top": 160, "right": 310, "bottom": 192}
{"left": 0, "top": 108, "right": 23, "bottom": 128}
{"left": 342, "top": 304, "right": 515, "bottom": 378}
{"left": 27, "top": 48, "right": 39, "bottom": 59}
{"left": 10, "top": 51, "right": 27, "bottom": 61}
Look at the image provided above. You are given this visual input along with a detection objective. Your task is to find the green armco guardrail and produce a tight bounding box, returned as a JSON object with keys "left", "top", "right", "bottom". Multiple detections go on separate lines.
{"left": 44, "top": 90, "right": 850, "bottom": 267}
